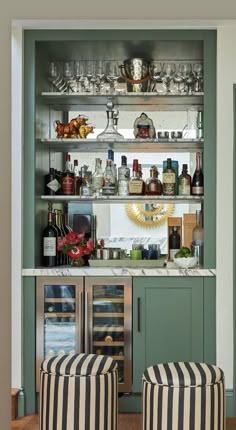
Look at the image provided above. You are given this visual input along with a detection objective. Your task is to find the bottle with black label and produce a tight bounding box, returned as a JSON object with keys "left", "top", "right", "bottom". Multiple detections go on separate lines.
{"left": 191, "top": 152, "right": 204, "bottom": 196}
{"left": 169, "top": 226, "right": 180, "bottom": 261}
{"left": 163, "top": 158, "right": 176, "bottom": 196}
{"left": 42, "top": 205, "right": 58, "bottom": 267}
{"left": 44, "top": 168, "right": 61, "bottom": 195}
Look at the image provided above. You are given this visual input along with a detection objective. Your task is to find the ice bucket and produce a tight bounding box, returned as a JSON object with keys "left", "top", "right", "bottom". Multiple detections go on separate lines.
{"left": 120, "top": 58, "right": 150, "bottom": 92}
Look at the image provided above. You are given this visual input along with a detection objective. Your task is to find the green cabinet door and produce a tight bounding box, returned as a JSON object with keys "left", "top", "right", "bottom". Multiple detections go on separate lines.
{"left": 133, "top": 276, "right": 204, "bottom": 392}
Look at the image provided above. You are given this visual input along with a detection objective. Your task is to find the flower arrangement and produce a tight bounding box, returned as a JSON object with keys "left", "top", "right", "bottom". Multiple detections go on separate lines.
{"left": 58, "top": 232, "right": 93, "bottom": 265}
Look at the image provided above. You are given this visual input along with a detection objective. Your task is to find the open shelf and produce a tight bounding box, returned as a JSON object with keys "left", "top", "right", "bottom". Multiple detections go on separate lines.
{"left": 39, "top": 138, "right": 204, "bottom": 153}
{"left": 39, "top": 92, "right": 204, "bottom": 111}
{"left": 40, "top": 195, "right": 204, "bottom": 204}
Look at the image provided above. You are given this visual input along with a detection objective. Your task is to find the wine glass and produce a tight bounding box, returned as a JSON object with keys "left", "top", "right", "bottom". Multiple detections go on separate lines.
{"left": 193, "top": 63, "right": 204, "bottom": 93}
{"left": 85, "top": 60, "right": 96, "bottom": 93}
{"left": 162, "top": 62, "right": 176, "bottom": 94}
{"left": 95, "top": 60, "right": 105, "bottom": 94}
{"left": 74, "top": 60, "right": 85, "bottom": 92}
{"left": 63, "top": 61, "right": 75, "bottom": 92}
{"left": 149, "top": 61, "right": 163, "bottom": 93}
{"left": 48, "top": 62, "right": 67, "bottom": 92}
{"left": 173, "top": 63, "right": 185, "bottom": 94}
{"left": 106, "top": 61, "right": 120, "bottom": 94}
{"left": 178, "top": 63, "right": 192, "bottom": 94}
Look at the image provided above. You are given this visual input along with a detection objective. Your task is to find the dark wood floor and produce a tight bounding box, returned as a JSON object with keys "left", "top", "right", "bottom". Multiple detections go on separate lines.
{"left": 11, "top": 414, "right": 236, "bottom": 429}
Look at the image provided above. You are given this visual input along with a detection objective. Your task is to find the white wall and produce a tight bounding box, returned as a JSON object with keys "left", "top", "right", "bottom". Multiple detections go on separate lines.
{"left": 0, "top": 14, "right": 235, "bottom": 429}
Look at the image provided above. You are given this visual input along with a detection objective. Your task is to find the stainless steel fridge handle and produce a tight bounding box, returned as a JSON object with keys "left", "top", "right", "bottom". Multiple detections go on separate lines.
{"left": 79, "top": 291, "right": 83, "bottom": 352}
{"left": 137, "top": 297, "right": 141, "bottom": 332}
{"left": 84, "top": 291, "right": 89, "bottom": 353}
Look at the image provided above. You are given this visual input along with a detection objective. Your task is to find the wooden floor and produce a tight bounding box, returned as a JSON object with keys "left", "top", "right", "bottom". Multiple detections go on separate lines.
{"left": 11, "top": 414, "right": 236, "bottom": 429}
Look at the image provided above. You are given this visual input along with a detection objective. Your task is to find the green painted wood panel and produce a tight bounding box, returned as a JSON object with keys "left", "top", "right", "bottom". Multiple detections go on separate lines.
{"left": 203, "top": 277, "right": 216, "bottom": 363}
{"left": 133, "top": 277, "right": 204, "bottom": 392}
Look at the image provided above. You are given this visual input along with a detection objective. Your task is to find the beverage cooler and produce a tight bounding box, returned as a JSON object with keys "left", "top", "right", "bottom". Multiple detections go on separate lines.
{"left": 36, "top": 276, "right": 132, "bottom": 392}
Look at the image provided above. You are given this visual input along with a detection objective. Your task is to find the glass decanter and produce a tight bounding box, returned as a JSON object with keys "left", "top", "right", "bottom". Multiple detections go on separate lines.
{"left": 97, "top": 101, "right": 124, "bottom": 140}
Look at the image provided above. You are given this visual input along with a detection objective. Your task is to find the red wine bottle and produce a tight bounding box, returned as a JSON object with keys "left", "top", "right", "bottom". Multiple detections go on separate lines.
{"left": 42, "top": 206, "right": 58, "bottom": 267}
{"left": 191, "top": 152, "right": 204, "bottom": 196}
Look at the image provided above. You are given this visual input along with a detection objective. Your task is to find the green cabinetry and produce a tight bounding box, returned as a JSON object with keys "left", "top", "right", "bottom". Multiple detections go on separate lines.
{"left": 133, "top": 276, "right": 216, "bottom": 392}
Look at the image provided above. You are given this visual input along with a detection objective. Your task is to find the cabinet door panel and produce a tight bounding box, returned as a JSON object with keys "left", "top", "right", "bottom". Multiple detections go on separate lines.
{"left": 133, "top": 277, "right": 204, "bottom": 392}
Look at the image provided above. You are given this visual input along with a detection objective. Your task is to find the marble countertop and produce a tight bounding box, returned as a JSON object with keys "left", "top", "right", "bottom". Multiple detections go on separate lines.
{"left": 22, "top": 265, "right": 216, "bottom": 277}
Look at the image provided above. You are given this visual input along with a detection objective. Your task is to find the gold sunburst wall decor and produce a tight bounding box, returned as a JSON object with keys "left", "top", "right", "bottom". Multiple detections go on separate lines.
{"left": 126, "top": 203, "right": 175, "bottom": 228}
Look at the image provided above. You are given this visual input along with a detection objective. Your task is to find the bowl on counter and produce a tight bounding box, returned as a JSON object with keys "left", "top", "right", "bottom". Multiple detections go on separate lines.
{"left": 173, "top": 256, "right": 198, "bottom": 269}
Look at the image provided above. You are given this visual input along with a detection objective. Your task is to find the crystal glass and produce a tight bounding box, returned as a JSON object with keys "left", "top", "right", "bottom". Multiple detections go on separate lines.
{"left": 173, "top": 63, "right": 185, "bottom": 94}
{"left": 193, "top": 63, "right": 204, "bottom": 93}
{"left": 48, "top": 62, "right": 67, "bottom": 92}
{"left": 63, "top": 61, "right": 75, "bottom": 92}
{"left": 97, "top": 101, "right": 124, "bottom": 140}
{"left": 74, "top": 60, "right": 85, "bottom": 92}
{"left": 95, "top": 60, "right": 105, "bottom": 94}
{"left": 105, "top": 61, "right": 120, "bottom": 94}
{"left": 178, "top": 63, "right": 192, "bottom": 94}
{"left": 162, "top": 63, "right": 176, "bottom": 94}
{"left": 84, "top": 60, "right": 96, "bottom": 93}
{"left": 149, "top": 61, "right": 163, "bottom": 93}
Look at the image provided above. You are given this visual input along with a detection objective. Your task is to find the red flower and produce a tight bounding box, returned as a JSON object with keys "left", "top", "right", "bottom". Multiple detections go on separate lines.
{"left": 67, "top": 246, "right": 83, "bottom": 259}
{"left": 66, "top": 232, "right": 80, "bottom": 245}
{"left": 57, "top": 237, "right": 67, "bottom": 251}
{"left": 86, "top": 239, "right": 93, "bottom": 251}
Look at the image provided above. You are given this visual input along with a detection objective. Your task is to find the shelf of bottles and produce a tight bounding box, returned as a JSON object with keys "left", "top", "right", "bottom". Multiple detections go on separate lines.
{"left": 43, "top": 284, "right": 77, "bottom": 358}
{"left": 41, "top": 194, "right": 204, "bottom": 204}
{"left": 39, "top": 138, "right": 204, "bottom": 153}
{"left": 92, "top": 285, "right": 126, "bottom": 384}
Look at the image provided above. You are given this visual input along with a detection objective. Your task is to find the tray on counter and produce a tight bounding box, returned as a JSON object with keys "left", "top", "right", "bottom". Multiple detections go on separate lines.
{"left": 89, "top": 258, "right": 166, "bottom": 268}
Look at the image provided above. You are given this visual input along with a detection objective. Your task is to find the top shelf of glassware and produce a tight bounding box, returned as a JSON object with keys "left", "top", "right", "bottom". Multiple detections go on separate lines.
{"left": 39, "top": 92, "right": 204, "bottom": 111}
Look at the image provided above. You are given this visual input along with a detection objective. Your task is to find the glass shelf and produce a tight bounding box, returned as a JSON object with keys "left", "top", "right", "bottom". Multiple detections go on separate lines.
{"left": 40, "top": 195, "right": 204, "bottom": 204}
{"left": 39, "top": 138, "right": 204, "bottom": 153}
{"left": 39, "top": 92, "right": 203, "bottom": 111}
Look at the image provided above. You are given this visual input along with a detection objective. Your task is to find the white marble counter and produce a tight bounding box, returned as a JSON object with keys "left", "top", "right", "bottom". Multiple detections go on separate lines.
{"left": 22, "top": 266, "right": 216, "bottom": 277}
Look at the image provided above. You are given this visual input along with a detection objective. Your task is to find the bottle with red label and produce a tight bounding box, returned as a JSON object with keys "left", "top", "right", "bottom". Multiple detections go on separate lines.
{"left": 61, "top": 153, "right": 74, "bottom": 195}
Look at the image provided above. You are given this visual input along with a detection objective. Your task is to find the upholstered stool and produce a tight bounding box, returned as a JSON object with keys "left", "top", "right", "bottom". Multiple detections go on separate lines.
{"left": 40, "top": 353, "right": 118, "bottom": 430}
{"left": 142, "top": 362, "right": 225, "bottom": 430}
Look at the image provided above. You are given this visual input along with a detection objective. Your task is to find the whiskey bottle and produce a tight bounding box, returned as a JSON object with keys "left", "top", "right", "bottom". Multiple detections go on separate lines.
{"left": 118, "top": 155, "right": 130, "bottom": 196}
{"left": 44, "top": 167, "right": 61, "bottom": 195}
{"left": 61, "top": 153, "right": 74, "bottom": 196}
{"left": 128, "top": 159, "right": 144, "bottom": 195}
{"left": 162, "top": 158, "right": 176, "bottom": 196}
{"left": 178, "top": 164, "right": 191, "bottom": 195}
{"left": 145, "top": 165, "right": 163, "bottom": 195}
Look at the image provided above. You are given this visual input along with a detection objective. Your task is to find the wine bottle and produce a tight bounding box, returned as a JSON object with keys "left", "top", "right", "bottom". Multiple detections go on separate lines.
{"left": 42, "top": 205, "right": 58, "bottom": 267}
{"left": 191, "top": 152, "right": 204, "bottom": 195}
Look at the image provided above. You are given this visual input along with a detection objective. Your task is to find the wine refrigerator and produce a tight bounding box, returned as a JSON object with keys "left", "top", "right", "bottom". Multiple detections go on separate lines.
{"left": 36, "top": 276, "right": 132, "bottom": 392}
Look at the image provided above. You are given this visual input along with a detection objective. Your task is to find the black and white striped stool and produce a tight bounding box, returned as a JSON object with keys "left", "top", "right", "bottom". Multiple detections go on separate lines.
{"left": 39, "top": 353, "right": 118, "bottom": 430}
{"left": 142, "top": 362, "right": 225, "bottom": 430}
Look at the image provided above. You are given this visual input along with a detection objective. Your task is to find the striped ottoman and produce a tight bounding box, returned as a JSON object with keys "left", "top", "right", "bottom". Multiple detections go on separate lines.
{"left": 39, "top": 353, "right": 118, "bottom": 430}
{"left": 142, "top": 362, "right": 225, "bottom": 430}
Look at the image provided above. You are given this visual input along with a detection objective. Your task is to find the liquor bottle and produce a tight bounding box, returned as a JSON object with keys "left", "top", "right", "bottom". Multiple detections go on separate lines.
{"left": 92, "top": 158, "right": 104, "bottom": 196}
{"left": 108, "top": 149, "right": 117, "bottom": 193}
{"left": 102, "top": 160, "right": 116, "bottom": 195}
{"left": 42, "top": 205, "right": 58, "bottom": 267}
{"left": 61, "top": 153, "right": 74, "bottom": 196}
{"left": 178, "top": 164, "right": 191, "bottom": 195}
{"left": 162, "top": 158, "right": 176, "bottom": 196}
{"left": 192, "top": 210, "right": 204, "bottom": 265}
{"left": 196, "top": 110, "right": 204, "bottom": 139}
{"left": 80, "top": 165, "right": 93, "bottom": 197}
{"left": 145, "top": 165, "right": 163, "bottom": 195}
{"left": 191, "top": 152, "right": 204, "bottom": 195}
{"left": 192, "top": 210, "right": 204, "bottom": 245}
{"left": 118, "top": 155, "right": 130, "bottom": 196}
{"left": 55, "top": 169, "right": 62, "bottom": 195}
{"left": 128, "top": 159, "right": 144, "bottom": 195}
{"left": 169, "top": 226, "right": 180, "bottom": 261}
{"left": 73, "top": 159, "right": 81, "bottom": 195}
{"left": 63, "top": 204, "right": 72, "bottom": 233}
{"left": 53, "top": 210, "right": 63, "bottom": 265}
{"left": 44, "top": 167, "right": 60, "bottom": 195}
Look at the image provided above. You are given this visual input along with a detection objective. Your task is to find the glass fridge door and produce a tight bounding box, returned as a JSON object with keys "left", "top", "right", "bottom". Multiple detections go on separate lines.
{"left": 36, "top": 276, "right": 84, "bottom": 391}
{"left": 85, "top": 276, "right": 132, "bottom": 392}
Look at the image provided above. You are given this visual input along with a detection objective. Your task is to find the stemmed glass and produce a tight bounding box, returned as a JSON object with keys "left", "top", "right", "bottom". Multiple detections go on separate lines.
{"left": 95, "top": 60, "right": 105, "bottom": 94}
{"left": 48, "top": 62, "right": 67, "bottom": 92}
{"left": 63, "top": 61, "right": 75, "bottom": 92}
{"left": 173, "top": 63, "right": 185, "bottom": 94}
{"left": 85, "top": 60, "right": 96, "bottom": 93}
{"left": 162, "top": 63, "right": 176, "bottom": 94}
{"left": 149, "top": 61, "right": 163, "bottom": 93}
{"left": 74, "top": 60, "right": 85, "bottom": 93}
{"left": 106, "top": 61, "right": 120, "bottom": 94}
{"left": 178, "top": 63, "right": 192, "bottom": 94}
{"left": 193, "top": 63, "right": 204, "bottom": 93}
